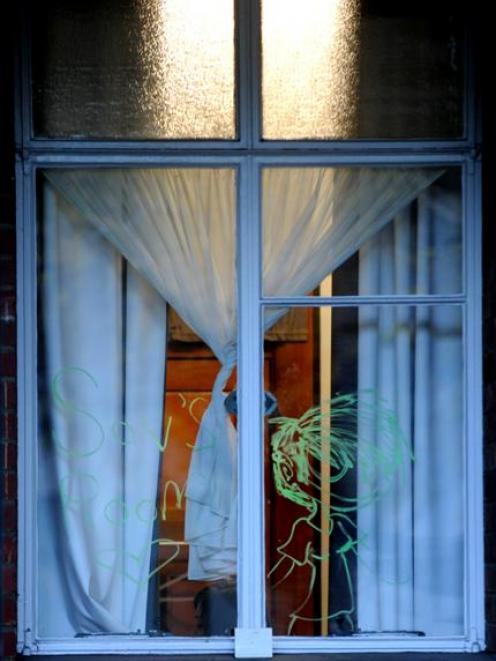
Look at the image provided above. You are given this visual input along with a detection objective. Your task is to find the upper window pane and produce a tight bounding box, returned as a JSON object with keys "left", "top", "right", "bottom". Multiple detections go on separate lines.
{"left": 261, "top": 0, "right": 464, "bottom": 140}
{"left": 262, "top": 167, "right": 462, "bottom": 297}
{"left": 31, "top": 0, "right": 236, "bottom": 140}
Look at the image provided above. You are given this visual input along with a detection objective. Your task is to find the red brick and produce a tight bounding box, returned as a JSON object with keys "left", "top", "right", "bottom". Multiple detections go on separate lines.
{"left": 0, "top": 294, "right": 15, "bottom": 321}
{"left": 0, "top": 320, "right": 16, "bottom": 347}
{"left": 0, "top": 350, "right": 16, "bottom": 377}
{"left": 0, "top": 412, "right": 16, "bottom": 441}
{"left": 487, "top": 502, "right": 496, "bottom": 533}
{"left": 2, "top": 565, "right": 16, "bottom": 593}
{"left": 486, "top": 469, "right": 496, "bottom": 504}
{"left": 488, "top": 622, "right": 496, "bottom": 651}
{"left": 0, "top": 225, "right": 15, "bottom": 257}
{"left": 485, "top": 443, "right": 496, "bottom": 472}
{"left": 3, "top": 441, "right": 16, "bottom": 470}
{"left": 2, "top": 629, "right": 17, "bottom": 657}
{"left": 2, "top": 380, "right": 16, "bottom": 409}
{"left": 0, "top": 193, "right": 15, "bottom": 221}
{"left": 0, "top": 256, "right": 15, "bottom": 289}
{"left": 2, "top": 595, "right": 16, "bottom": 625}
{"left": 2, "top": 533, "right": 16, "bottom": 563}
{"left": 3, "top": 471, "right": 16, "bottom": 498}
{"left": 2, "top": 500, "right": 16, "bottom": 532}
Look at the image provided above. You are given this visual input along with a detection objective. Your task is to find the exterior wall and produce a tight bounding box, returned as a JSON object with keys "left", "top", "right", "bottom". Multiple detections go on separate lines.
{"left": 0, "top": 14, "right": 17, "bottom": 659}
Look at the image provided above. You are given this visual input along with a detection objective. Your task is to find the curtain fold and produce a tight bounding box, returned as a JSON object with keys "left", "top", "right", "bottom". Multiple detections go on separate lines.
{"left": 45, "top": 168, "right": 239, "bottom": 581}
{"left": 39, "top": 183, "right": 167, "bottom": 634}
{"left": 356, "top": 183, "right": 463, "bottom": 635}
{"left": 44, "top": 166, "right": 441, "bottom": 589}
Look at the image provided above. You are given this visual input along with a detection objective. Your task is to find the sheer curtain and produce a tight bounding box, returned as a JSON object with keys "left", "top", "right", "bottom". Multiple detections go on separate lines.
{"left": 39, "top": 184, "right": 167, "bottom": 635}
{"left": 42, "top": 167, "right": 440, "bottom": 632}
{"left": 45, "top": 168, "right": 239, "bottom": 582}
{"left": 356, "top": 182, "right": 464, "bottom": 635}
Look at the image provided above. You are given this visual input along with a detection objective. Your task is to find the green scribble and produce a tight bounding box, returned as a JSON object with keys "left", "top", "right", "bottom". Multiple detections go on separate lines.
{"left": 188, "top": 395, "right": 209, "bottom": 424}
{"left": 50, "top": 366, "right": 229, "bottom": 591}
{"left": 110, "top": 420, "right": 134, "bottom": 447}
{"left": 110, "top": 416, "right": 172, "bottom": 452}
{"left": 50, "top": 366, "right": 178, "bottom": 456}
{"left": 58, "top": 472, "right": 100, "bottom": 512}
{"left": 95, "top": 538, "right": 183, "bottom": 588}
{"left": 104, "top": 498, "right": 129, "bottom": 525}
{"left": 161, "top": 480, "right": 186, "bottom": 521}
{"left": 50, "top": 367, "right": 105, "bottom": 458}
{"left": 158, "top": 415, "right": 172, "bottom": 453}
{"left": 136, "top": 499, "right": 159, "bottom": 523}
{"left": 268, "top": 391, "right": 411, "bottom": 635}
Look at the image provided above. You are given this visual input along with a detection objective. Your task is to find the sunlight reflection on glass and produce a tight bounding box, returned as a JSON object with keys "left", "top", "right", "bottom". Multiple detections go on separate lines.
{"left": 262, "top": 0, "right": 360, "bottom": 140}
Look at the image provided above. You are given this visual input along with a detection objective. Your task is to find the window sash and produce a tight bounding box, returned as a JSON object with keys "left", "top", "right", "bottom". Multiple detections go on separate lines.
{"left": 15, "top": 152, "right": 484, "bottom": 654}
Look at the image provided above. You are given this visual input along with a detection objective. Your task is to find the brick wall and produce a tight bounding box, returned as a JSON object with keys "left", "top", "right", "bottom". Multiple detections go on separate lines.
{"left": 0, "top": 15, "right": 17, "bottom": 659}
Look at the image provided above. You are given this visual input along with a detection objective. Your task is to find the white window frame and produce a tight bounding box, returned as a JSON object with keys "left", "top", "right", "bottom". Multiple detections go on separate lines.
{"left": 15, "top": 0, "right": 484, "bottom": 655}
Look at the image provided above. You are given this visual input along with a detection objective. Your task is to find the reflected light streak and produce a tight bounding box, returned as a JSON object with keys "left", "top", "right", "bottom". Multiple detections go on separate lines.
{"left": 262, "top": 0, "right": 360, "bottom": 139}
{"left": 156, "top": 0, "right": 235, "bottom": 138}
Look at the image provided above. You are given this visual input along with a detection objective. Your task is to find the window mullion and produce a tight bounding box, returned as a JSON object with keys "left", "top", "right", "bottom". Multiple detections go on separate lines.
{"left": 236, "top": 158, "right": 272, "bottom": 657}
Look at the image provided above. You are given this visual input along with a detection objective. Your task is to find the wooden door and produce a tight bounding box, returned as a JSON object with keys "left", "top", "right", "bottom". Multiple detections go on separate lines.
{"left": 156, "top": 310, "right": 316, "bottom": 635}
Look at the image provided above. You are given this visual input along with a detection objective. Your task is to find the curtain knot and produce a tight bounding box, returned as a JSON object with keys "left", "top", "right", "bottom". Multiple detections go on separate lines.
{"left": 221, "top": 343, "right": 237, "bottom": 371}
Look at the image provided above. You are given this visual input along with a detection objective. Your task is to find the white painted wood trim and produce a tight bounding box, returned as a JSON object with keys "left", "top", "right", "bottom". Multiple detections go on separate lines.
{"left": 33, "top": 633, "right": 475, "bottom": 655}
{"left": 15, "top": 2, "right": 484, "bottom": 650}
{"left": 35, "top": 637, "right": 234, "bottom": 655}
{"left": 16, "top": 159, "right": 39, "bottom": 654}
{"left": 273, "top": 635, "right": 479, "bottom": 653}
{"left": 319, "top": 276, "right": 333, "bottom": 635}
{"left": 237, "top": 158, "right": 267, "bottom": 634}
{"left": 463, "top": 158, "right": 485, "bottom": 651}
{"left": 235, "top": 627, "right": 273, "bottom": 657}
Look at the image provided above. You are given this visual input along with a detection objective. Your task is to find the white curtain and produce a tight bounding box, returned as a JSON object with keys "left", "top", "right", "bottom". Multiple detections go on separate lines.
{"left": 39, "top": 184, "right": 167, "bottom": 635}
{"left": 45, "top": 168, "right": 239, "bottom": 582}
{"left": 356, "top": 182, "right": 464, "bottom": 635}
{"left": 43, "top": 166, "right": 440, "bottom": 601}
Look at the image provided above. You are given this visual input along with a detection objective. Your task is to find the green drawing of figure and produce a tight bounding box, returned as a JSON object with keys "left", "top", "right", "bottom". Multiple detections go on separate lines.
{"left": 268, "top": 391, "right": 410, "bottom": 635}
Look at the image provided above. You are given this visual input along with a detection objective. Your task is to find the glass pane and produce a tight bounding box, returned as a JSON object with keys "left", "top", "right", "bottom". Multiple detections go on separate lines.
{"left": 261, "top": 0, "right": 463, "bottom": 140}
{"left": 37, "top": 168, "right": 238, "bottom": 637}
{"left": 262, "top": 167, "right": 462, "bottom": 297}
{"left": 31, "top": 0, "right": 236, "bottom": 139}
{"left": 263, "top": 305, "right": 464, "bottom": 636}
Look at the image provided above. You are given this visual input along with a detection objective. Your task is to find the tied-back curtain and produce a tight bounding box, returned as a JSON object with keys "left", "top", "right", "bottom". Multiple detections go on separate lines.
{"left": 39, "top": 184, "right": 167, "bottom": 635}
{"left": 44, "top": 167, "right": 441, "bottom": 591}
{"left": 356, "top": 183, "right": 463, "bottom": 635}
{"left": 45, "top": 168, "right": 240, "bottom": 582}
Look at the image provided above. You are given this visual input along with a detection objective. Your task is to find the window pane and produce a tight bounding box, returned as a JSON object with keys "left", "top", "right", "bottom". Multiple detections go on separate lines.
{"left": 264, "top": 305, "right": 464, "bottom": 636}
{"left": 37, "top": 168, "right": 238, "bottom": 637}
{"left": 262, "top": 167, "right": 462, "bottom": 297}
{"left": 31, "top": 0, "right": 236, "bottom": 139}
{"left": 261, "top": 0, "right": 464, "bottom": 140}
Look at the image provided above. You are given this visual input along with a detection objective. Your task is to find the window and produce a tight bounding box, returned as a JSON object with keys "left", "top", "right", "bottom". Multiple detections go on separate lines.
{"left": 17, "top": 0, "right": 484, "bottom": 656}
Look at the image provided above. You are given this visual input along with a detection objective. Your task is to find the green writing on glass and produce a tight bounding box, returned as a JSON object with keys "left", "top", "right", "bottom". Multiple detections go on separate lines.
{"left": 268, "top": 391, "right": 411, "bottom": 634}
